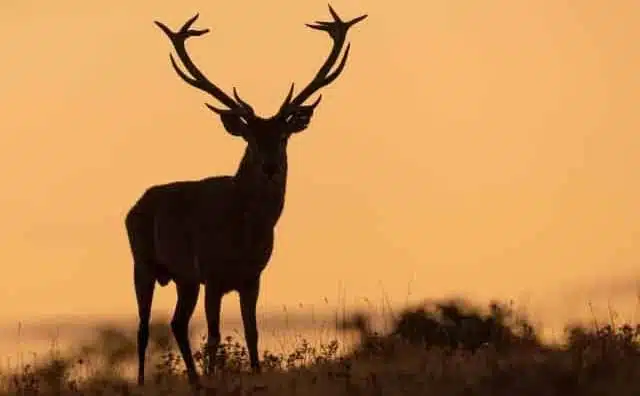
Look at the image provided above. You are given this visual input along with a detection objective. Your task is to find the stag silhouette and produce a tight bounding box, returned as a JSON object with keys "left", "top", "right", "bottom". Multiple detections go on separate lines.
{"left": 125, "top": 5, "right": 366, "bottom": 387}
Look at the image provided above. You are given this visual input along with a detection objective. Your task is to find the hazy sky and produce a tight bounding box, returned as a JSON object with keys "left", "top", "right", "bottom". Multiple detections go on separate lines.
{"left": 1, "top": 0, "right": 638, "bottom": 327}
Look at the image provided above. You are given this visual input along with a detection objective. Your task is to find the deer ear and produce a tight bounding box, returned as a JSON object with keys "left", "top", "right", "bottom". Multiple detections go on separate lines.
{"left": 284, "top": 106, "right": 315, "bottom": 134}
{"left": 218, "top": 113, "right": 249, "bottom": 137}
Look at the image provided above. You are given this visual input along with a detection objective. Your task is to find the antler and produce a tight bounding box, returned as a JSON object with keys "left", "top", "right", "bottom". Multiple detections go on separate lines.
{"left": 154, "top": 14, "right": 253, "bottom": 116}
{"left": 278, "top": 5, "right": 367, "bottom": 114}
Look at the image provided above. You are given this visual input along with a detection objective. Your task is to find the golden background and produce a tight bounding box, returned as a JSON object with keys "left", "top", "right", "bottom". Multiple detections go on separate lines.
{"left": 0, "top": 1, "right": 638, "bottom": 335}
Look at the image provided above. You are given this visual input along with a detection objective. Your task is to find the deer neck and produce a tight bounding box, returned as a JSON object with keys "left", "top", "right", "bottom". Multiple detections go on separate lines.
{"left": 233, "top": 145, "right": 288, "bottom": 225}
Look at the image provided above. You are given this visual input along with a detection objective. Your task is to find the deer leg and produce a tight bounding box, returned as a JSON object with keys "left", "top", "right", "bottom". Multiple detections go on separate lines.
{"left": 134, "top": 265, "right": 155, "bottom": 386}
{"left": 204, "top": 284, "right": 223, "bottom": 375}
{"left": 239, "top": 277, "right": 261, "bottom": 373}
{"left": 171, "top": 281, "right": 200, "bottom": 385}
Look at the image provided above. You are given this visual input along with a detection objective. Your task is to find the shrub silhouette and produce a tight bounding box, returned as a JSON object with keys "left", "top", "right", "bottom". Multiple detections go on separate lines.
{"left": 351, "top": 298, "right": 540, "bottom": 355}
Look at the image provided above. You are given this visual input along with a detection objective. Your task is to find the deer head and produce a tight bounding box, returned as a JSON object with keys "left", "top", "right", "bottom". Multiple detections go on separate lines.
{"left": 154, "top": 5, "right": 367, "bottom": 178}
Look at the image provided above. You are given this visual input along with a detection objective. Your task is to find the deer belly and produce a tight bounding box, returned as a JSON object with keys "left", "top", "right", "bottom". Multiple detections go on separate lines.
{"left": 194, "top": 228, "right": 275, "bottom": 279}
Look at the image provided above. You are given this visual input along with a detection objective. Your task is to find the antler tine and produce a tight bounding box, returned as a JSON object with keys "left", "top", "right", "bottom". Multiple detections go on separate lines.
{"left": 281, "top": 4, "right": 367, "bottom": 112}
{"left": 155, "top": 15, "right": 252, "bottom": 114}
{"left": 346, "top": 14, "right": 368, "bottom": 28}
{"left": 327, "top": 4, "right": 342, "bottom": 22}
{"left": 278, "top": 83, "right": 295, "bottom": 112}
{"left": 180, "top": 13, "right": 203, "bottom": 34}
{"left": 232, "top": 87, "right": 253, "bottom": 112}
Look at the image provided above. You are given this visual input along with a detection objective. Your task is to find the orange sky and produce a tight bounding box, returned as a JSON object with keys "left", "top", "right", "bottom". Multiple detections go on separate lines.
{"left": 1, "top": 0, "right": 639, "bottom": 328}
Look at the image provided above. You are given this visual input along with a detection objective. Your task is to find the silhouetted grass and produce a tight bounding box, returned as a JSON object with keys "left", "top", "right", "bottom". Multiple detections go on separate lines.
{"left": 2, "top": 298, "right": 639, "bottom": 395}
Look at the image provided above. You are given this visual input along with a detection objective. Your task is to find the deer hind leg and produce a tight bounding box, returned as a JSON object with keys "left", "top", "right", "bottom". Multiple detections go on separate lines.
{"left": 127, "top": 212, "right": 158, "bottom": 386}
{"left": 239, "top": 277, "right": 261, "bottom": 373}
{"left": 171, "top": 281, "right": 200, "bottom": 386}
{"left": 133, "top": 265, "right": 155, "bottom": 386}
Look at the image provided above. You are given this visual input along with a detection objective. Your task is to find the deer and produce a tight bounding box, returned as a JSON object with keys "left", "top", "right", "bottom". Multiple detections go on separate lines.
{"left": 125, "top": 5, "right": 367, "bottom": 387}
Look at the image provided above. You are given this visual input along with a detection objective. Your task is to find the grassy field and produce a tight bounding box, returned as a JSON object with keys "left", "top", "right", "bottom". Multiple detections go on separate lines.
{"left": 2, "top": 298, "right": 639, "bottom": 395}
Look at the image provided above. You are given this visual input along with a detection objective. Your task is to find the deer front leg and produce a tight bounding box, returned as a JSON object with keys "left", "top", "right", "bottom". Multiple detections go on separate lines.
{"left": 204, "top": 284, "right": 223, "bottom": 375}
{"left": 239, "top": 277, "right": 261, "bottom": 373}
